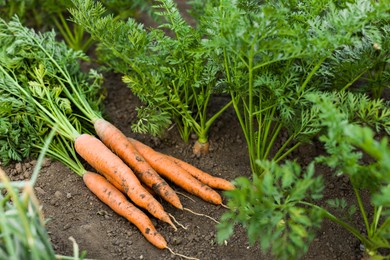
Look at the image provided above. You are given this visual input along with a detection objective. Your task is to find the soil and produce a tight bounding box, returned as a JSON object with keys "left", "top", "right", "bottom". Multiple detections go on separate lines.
{"left": 1, "top": 2, "right": 371, "bottom": 260}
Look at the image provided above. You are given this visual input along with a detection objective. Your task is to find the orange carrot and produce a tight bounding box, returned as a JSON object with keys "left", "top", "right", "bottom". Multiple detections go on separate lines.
{"left": 164, "top": 155, "right": 235, "bottom": 191}
{"left": 94, "top": 119, "right": 183, "bottom": 210}
{"left": 83, "top": 171, "right": 167, "bottom": 249}
{"left": 74, "top": 134, "right": 175, "bottom": 228}
{"left": 192, "top": 140, "right": 210, "bottom": 157}
{"left": 128, "top": 138, "right": 223, "bottom": 205}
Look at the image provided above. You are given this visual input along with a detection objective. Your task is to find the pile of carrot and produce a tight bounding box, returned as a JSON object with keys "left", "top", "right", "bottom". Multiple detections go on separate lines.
{"left": 78, "top": 119, "right": 235, "bottom": 253}
{"left": 0, "top": 18, "right": 235, "bottom": 258}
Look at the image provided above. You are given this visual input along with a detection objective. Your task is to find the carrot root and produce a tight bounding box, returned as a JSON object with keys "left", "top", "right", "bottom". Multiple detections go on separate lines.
{"left": 94, "top": 118, "right": 183, "bottom": 210}
{"left": 129, "top": 138, "right": 223, "bottom": 205}
{"left": 164, "top": 154, "right": 236, "bottom": 191}
{"left": 83, "top": 172, "right": 168, "bottom": 249}
{"left": 192, "top": 140, "right": 209, "bottom": 157}
{"left": 169, "top": 213, "right": 188, "bottom": 230}
{"left": 183, "top": 207, "right": 220, "bottom": 224}
{"left": 74, "top": 134, "right": 175, "bottom": 229}
{"left": 167, "top": 247, "right": 200, "bottom": 260}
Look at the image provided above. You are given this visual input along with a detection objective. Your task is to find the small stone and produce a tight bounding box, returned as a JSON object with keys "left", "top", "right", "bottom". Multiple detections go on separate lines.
{"left": 54, "top": 191, "right": 63, "bottom": 198}
{"left": 66, "top": 193, "right": 72, "bottom": 199}
{"left": 34, "top": 187, "right": 46, "bottom": 195}
{"left": 50, "top": 199, "right": 58, "bottom": 206}
{"left": 63, "top": 224, "right": 71, "bottom": 230}
{"left": 23, "top": 171, "right": 31, "bottom": 179}
{"left": 41, "top": 158, "right": 51, "bottom": 168}
{"left": 15, "top": 163, "right": 22, "bottom": 174}
{"left": 171, "top": 237, "right": 182, "bottom": 245}
{"left": 29, "top": 160, "right": 37, "bottom": 168}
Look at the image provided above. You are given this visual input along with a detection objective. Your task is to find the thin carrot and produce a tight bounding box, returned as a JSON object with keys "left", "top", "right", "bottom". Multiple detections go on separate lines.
{"left": 83, "top": 171, "right": 167, "bottom": 249}
{"left": 128, "top": 138, "right": 223, "bottom": 205}
{"left": 74, "top": 134, "right": 175, "bottom": 229}
{"left": 164, "top": 155, "right": 235, "bottom": 191}
{"left": 94, "top": 119, "right": 183, "bottom": 210}
{"left": 84, "top": 172, "right": 199, "bottom": 259}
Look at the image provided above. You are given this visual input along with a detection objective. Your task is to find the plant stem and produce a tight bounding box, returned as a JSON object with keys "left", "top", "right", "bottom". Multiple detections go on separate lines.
{"left": 299, "top": 201, "right": 373, "bottom": 248}
{"left": 0, "top": 188, "right": 15, "bottom": 257}
{"left": 263, "top": 120, "right": 282, "bottom": 161}
{"left": 275, "top": 142, "right": 301, "bottom": 163}
{"left": 203, "top": 99, "right": 233, "bottom": 137}
{"left": 30, "top": 127, "right": 57, "bottom": 186}
{"left": 0, "top": 171, "right": 41, "bottom": 260}
{"left": 52, "top": 13, "right": 76, "bottom": 49}
{"left": 369, "top": 206, "right": 382, "bottom": 238}
{"left": 340, "top": 70, "right": 367, "bottom": 92}
{"left": 298, "top": 57, "right": 326, "bottom": 94}
{"left": 352, "top": 181, "right": 370, "bottom": 235}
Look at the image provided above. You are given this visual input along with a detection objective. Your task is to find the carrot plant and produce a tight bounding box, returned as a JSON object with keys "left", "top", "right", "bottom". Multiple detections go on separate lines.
{"left": 218, "top": 93, "right": 390, "bottom": 259}
{"left": 0, "top": 16, "right": 103, "bottom": 165}
{"left": 197, "top": 0, "right": 389, "bottom": 172}
{"left": 316, "top": 8, "right": 389, "bottom": 99}
{"left": 0, "top": 0, "right": 154, "bottom": 52}
{"left": 0, "top": 18, "right": 231, "bottom": 256}
{"left": 70, "top": 0, "right": 233, "bottom": 156}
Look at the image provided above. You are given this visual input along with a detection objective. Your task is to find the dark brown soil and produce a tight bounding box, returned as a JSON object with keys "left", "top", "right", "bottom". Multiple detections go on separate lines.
{"left": 1, "top": 2, "right": 370, "bottom": 259}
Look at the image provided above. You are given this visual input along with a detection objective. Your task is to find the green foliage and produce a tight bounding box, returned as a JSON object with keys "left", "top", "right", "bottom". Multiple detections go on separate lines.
{"left": 0, "top": 0, "right": 154, "bottom": 51}
{"left": 219, "top": 93, "right": 390, "bottom": 259}
{"left": 0, "top": 94, "right": 37, "bottom": 165}
{"left": 70, "top": 0, "right": 232, "bottom": 149}
{"left": 310, "top": 94, "right": 390, "bottom": 257}
{"left": 0, "top": 0, "right": 35, "bottom": 21}
{"left": 218, "top": 161, "right": 324, "bottom": 259}
{"left": 0, "top": 16, "right": 103, "bottom": 165}
{"left": 195, "top": 0, "right": 389, "bottom": 172}
{"left": 316, "top": 3, "right": 390, "bottom": 98}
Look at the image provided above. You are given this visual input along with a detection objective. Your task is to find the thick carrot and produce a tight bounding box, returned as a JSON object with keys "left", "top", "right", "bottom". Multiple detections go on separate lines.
{"left": 94, "top": 119, "right": 183, "bottom": 210}
{"left": 164, "top": 155, "right": 235, "bottom": 191}
{"left": 74, "top": 134, "right": 175, "bottom": 228}
{"left": 128, "top": 138, "right": 223, "bottom": 205}
{"left": 83, "top": 172, "right": 167, "bottom": 249}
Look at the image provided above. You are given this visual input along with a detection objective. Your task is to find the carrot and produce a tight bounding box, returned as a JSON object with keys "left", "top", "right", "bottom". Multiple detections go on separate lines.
{"left": 74, "top": 134, "right": 175, "bottom": 229}
{"left": 94, "top": 119, "right": 183, "bottom": 210}
{"left": 128, "top": 138, "right": 223, "bottom": 205}
{"left": 83, "top": 172, "right": 167, "bottom": 249}
{"left": 192, "top": 140, "right": 210, "bottom": 157}
{"left": 164, "top": 155, "right": 235, "bottom": 191}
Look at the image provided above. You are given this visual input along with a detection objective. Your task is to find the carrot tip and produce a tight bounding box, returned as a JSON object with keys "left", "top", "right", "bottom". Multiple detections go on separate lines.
{"left": 165, "top": 217, "right": 177, "bottom": 231}
{"left": 169, "top": 213, "right": 188, "bottom": 230}
{"left": 167, "top": 247, "right": 199, "bottom": 260}
{"left": 183, "top": 207, "right": 220, "bottom": 224}
{"left": 221, "top": 203, "right": 230, "bottom": 209}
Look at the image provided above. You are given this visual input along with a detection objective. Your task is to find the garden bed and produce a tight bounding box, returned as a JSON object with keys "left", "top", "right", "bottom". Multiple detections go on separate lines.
{"left": 4, "top": 70, "right": 365, "bottom": 260}
{"left": 2, "top": 0, "right": 389, "bottom": 259}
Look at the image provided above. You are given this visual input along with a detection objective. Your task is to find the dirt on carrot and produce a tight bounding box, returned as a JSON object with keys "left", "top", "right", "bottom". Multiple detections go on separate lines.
{"left": 128, "top": 138, "right": 223, "bottom": 205}
{"left": 164, "top": 154, "right": 235, "bottom": 191}
{"left": 94, "top": 118, "right": 183, "bottom": 210}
